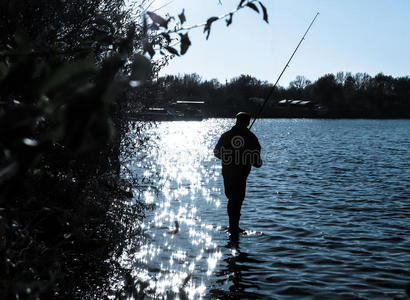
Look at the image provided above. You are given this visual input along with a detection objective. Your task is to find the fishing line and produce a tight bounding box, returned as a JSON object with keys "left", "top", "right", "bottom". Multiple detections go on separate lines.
{"left": 249, "top": 12, "right": 320, "bottom": 129}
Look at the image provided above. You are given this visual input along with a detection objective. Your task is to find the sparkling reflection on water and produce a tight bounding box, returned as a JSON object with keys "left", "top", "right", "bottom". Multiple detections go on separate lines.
{"left": 126, "top": 119, "right": 410, "bottom": 299}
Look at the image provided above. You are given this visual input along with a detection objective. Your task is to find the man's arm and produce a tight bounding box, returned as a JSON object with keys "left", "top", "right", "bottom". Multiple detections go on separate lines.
{"left": 253, "top": 150, "right": 262, "bottom": 168}
{"left": 251, "top": 135, "right": 262, "bottom": 168}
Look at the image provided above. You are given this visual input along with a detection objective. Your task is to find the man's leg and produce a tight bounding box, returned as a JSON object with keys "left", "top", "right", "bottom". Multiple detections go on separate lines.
{"left": 232, "top": 176, "right": 247, "bottom": 232}
{"left": 224, "top": 174, "right": 247, "bottom": 233}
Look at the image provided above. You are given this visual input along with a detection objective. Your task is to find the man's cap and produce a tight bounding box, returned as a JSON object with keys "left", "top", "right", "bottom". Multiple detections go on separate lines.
{"left": 236, "top": 112, "right": 251, "bottom": 124}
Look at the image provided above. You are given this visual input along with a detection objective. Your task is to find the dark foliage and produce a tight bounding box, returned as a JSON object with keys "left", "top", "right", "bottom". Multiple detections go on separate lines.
{"left": 0, "top": 0, "right": 154, "bottom": 298}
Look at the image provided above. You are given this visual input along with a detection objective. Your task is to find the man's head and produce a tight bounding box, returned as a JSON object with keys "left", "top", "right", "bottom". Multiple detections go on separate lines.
{"left": 235, "top": 112, "right": 251, "bottom": 128}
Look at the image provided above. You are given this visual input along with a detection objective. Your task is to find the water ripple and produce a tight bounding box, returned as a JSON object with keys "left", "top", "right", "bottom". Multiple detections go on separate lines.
{"left": 121, "top": 119, "right": 410, "bottom": 299}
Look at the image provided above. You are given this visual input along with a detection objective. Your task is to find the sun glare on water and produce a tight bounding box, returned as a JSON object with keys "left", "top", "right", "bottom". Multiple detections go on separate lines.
{"left": 119, "top": 120, "right": 230, "bottom": 298}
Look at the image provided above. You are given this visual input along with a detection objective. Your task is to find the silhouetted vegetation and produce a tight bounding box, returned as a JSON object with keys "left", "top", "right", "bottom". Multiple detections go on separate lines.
{"left": 154, "top": 72, "right": 410, "bottom": 118}
{"left": 0, "top": 0, "right": 155, "bottom": 298}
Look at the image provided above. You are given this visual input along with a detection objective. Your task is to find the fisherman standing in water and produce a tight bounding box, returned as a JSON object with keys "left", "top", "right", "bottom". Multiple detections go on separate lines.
{"left": 214, "top": 112, "right": 262, "bottom": 235}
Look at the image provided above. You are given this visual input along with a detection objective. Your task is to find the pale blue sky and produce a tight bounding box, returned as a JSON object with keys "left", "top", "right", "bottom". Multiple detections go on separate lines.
{"left": 150, "top": 0, "right": 410, "bottom": 87}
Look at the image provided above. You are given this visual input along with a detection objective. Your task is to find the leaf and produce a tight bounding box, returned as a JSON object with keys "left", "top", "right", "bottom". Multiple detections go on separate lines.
{"left": 238, "top": 0, "right": 246, "bottom": 8}
{"left": 259, "top": 1, "right": 269, "bottom": 23}
{"left": 142, "top": 14, "right": 148, "bottom": 36}
{"left": 179, "top": 33, "right": 191, "bottom": 55}
{"left": 204, "top": 17, "right": 218, "bottom": 40}
{"left": 147, "top": 11, "right": 168, "bottom": 28}
{"left": 130, "top": 55, "right": 152, "bottom": 81}
{"left": 22, "top": 138, "right": 38, "bottom": 147}
{"left": 0, "top": 161, "right": 18, "bottom": 183}
{"left": 142, "top": 38, "right": 155, "bottom": 58}
{"left": 226, "top": 13, "right": 233, "bottom": 26}
{"left": 178, "top": 9, "right": 186, "bottom": 25}
{"left": 246, "top": 2, "right": 259, "bottom": 13}
{"left": 0, "top": 61, "right": 8, "bottom": 80}
{"left": 165, "top": 46, "right": 179, "bottom": 56}
{"left": 149, "top": 22, "right": 159, "bottom": 31}
{"left": 161, "top": 32, "right": 171, "bottom": 43}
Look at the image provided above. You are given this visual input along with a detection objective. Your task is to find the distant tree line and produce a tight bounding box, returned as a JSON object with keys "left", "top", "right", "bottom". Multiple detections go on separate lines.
{"left": 155, "top": 72, "right": 410, "bottom": 118}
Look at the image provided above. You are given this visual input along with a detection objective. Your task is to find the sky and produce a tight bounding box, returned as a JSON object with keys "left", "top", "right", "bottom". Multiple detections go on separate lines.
{"left": 148, "top": 0, "right": 410, "bottom": 87}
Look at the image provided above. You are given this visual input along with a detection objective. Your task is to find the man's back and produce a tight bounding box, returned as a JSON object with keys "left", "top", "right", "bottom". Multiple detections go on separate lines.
{"left": 214, "top": 124, "right": 262, "bottom": 173}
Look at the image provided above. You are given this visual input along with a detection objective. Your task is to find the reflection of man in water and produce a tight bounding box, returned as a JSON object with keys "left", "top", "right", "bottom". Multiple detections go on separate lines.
{"left": 214, "top": 112, "right": 262, "bottom": 234}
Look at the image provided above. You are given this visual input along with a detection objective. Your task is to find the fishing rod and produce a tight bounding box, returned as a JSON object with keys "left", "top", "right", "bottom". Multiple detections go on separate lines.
{"left": 249, "top": 12, "right": 320, "bottom": 129}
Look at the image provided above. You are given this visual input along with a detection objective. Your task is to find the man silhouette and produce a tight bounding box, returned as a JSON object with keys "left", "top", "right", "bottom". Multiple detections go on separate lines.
{"left": 214, "top": 112, "right": 262, "bottom": 235}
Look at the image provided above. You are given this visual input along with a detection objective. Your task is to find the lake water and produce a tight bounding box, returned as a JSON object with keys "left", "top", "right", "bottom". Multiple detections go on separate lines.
{"left": 123, "top": 119, "right": 410, "bottom": 299}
